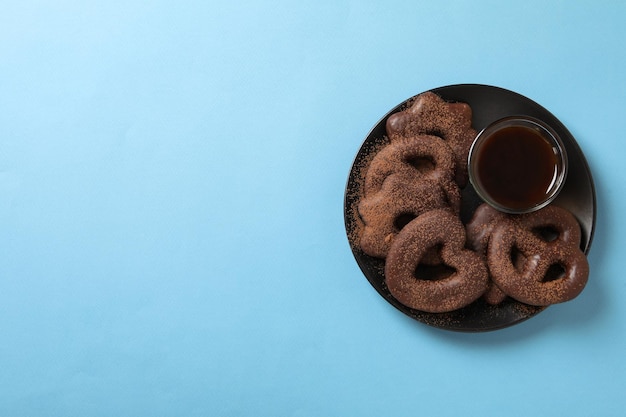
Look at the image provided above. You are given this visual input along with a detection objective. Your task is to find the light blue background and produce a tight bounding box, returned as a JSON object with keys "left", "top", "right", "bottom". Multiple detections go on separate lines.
{"left": 1, "top": 1, "right": 624, "bottom": 416}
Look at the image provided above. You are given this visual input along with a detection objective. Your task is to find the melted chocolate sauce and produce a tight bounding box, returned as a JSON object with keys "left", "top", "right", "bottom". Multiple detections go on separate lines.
{"left": 474, "top": 125, "right": 558, "bottom": 211}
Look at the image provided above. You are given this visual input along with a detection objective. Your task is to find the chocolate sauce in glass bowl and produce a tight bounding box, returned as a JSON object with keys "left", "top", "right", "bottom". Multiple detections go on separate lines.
{"left": 469, "top": 116, "right": 567, "bottom": 214}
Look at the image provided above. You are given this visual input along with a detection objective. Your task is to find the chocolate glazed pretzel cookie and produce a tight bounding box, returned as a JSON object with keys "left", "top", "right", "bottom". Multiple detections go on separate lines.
{"left": 362, "top": 135, "right": 457, "bottom": 196}
{"left": 466, "top": 204, "right": 509, "bottom": 305}
{"left": 386, "top": 92, "right": 476, "bottom": 187}
{"left": 467, "top": 204, "right": 589, "bottom": 306}
{"left": 488, "top": 205, "right": 589, "bottom": 306}
{"left": 359, "top": 174, "right": 459, "bottom": 259}
{"left": 385, "top": 209, "right": 489, "bottom": 313}
{"left": 358, "top": 136, "right": 460, "bottom": 259}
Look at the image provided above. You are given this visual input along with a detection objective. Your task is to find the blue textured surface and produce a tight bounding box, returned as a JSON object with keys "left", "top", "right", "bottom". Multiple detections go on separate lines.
{"left": 1, "top": 1, "right": 625, "bottom": 416}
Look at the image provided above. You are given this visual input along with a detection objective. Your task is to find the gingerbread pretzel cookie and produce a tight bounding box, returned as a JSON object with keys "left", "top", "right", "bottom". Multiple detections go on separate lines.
{"left": 358, "top": 136, "right": 460, "bottom": 260}
{"left": 362, "top": 135, "right": 457, "bottom": 196}
{"left": 386, "top": 92, "right": 476, "bottom": 187}
{"left": 359, "top": 173, "right": 459, "bottom": 259}
{"left": 466, "top": 204, "right": 510, "bottom": 305}
{"left": 488, "top": 205, "right": 589, "bottom": 306}
{"left": 467, "top": 204, "right": 589, "bottom": 306}
{"left": 385, "top": 209, "right": 489, "bottom": 313}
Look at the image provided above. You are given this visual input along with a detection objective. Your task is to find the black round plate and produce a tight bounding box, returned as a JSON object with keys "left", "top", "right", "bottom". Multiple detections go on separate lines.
{"left": 344, "top": 84, "right": 596, "bottom": 332}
